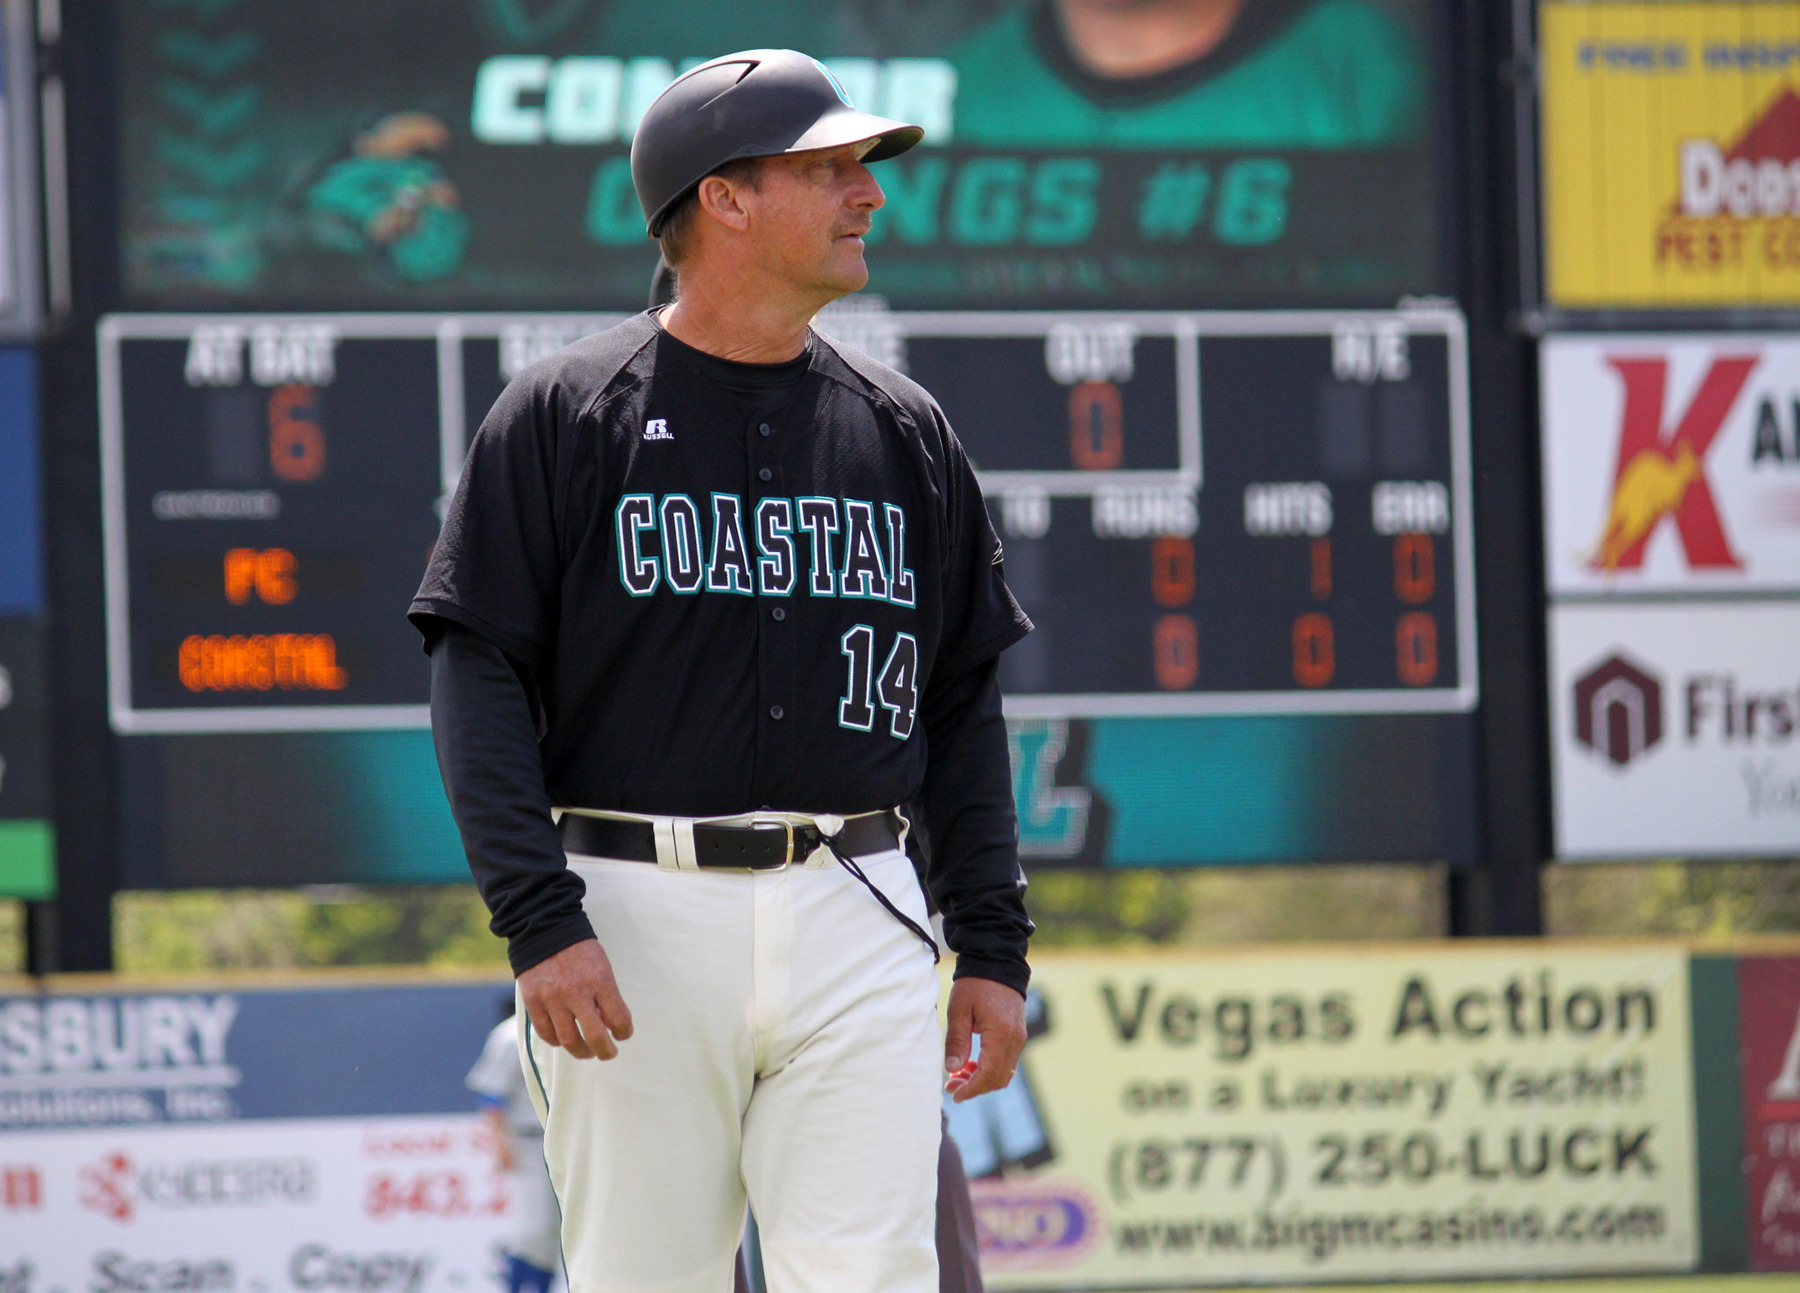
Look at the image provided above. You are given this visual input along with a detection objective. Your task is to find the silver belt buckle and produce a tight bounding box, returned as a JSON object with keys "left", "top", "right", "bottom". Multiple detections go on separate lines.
{"left": 746, "top": 814, "right": 796, "bottom": 869}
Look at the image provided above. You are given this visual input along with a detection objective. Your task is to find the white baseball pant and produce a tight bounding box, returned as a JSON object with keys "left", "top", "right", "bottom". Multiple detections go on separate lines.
{"left": 519, "top": 845, "right": 942, "bottom": 1293}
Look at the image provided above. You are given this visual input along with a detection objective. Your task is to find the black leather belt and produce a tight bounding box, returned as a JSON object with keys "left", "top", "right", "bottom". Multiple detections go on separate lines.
{"left": 558, "top": 810, "right": 901, "bottom": 870}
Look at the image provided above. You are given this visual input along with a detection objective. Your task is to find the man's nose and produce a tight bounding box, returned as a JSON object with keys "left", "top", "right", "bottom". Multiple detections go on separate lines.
{"left": 849, "top": 161, "right": 884, "bottom": 211}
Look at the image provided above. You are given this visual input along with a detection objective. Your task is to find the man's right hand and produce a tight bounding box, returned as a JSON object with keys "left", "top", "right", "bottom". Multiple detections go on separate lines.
{"left": 517, "top": 938, "right": 634, "bottom": 1060}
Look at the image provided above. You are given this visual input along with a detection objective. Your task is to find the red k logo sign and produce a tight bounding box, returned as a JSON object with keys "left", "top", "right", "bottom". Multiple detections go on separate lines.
{"left": 1589, "top": 355, "right": 1755, "bottom": 571}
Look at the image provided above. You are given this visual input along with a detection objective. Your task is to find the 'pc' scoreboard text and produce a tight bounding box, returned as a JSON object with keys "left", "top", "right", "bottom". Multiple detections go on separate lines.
{"left": 99, "top": 308, "right": 1475, "bottom": 734}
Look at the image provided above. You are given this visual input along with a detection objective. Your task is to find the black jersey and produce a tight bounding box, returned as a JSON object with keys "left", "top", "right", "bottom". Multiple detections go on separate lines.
{"left": 411, "top": 312, "right": 1031, "bottom": 821}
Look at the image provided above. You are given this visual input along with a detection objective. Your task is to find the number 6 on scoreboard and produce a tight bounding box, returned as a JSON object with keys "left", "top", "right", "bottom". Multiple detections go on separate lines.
{"left": 269, "top": 384, "right": 325, "bottom": 482}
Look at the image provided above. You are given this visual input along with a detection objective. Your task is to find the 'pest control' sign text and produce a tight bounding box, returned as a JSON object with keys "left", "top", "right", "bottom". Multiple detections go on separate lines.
{"left": 1544, "top": 1, "right": 1800, "bottom": 308}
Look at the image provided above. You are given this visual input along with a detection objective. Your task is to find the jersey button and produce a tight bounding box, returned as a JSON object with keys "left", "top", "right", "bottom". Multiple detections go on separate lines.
{"left": 758, "top": 467, "right": 773, "bottom": 482}
{"left": 769, "top": 705, "right": 785, "bottom": 720}
{"left": 758, "top": 423, "right": 773, "bottom": 437}
{"left": 771, "top": 607, "right": 786, "bottom": 621}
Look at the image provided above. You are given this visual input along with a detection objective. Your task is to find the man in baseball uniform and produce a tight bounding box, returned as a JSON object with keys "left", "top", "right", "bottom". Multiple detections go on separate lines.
{"left": 467, "top": 1008, "right": 563, "bottom": 1293}
{"left": 414, "top": 48, "right": 1033, "bottom": 1293}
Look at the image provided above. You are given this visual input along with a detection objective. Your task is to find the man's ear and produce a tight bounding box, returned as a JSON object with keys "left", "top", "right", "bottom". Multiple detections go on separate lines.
{"left": 695, "top": 174, "right": 752, "bottom": 232}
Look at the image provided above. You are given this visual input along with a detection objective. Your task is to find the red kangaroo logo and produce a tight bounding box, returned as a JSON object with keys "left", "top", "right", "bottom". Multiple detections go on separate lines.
{"left": 1589, "top": 355, "right": 1755, "bottom": 571}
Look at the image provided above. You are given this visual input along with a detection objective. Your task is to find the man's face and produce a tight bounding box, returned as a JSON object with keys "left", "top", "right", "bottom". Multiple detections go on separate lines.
{"left": 741, "top": 143, "right": 885, "bottom": 296}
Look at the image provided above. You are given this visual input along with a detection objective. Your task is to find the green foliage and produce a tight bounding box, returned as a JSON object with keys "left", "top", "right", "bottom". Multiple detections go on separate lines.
{"left": 1545, "top": 860, "right": 1800, "bottom": 937}
{"left": 311, "top": 886, "right": 510, "bottom": 966}
{"left": 1026, "top": 870, "right": 1195, "bottom": 946}
{"left": 1026, "top": 864, "right": 1445, "bottom": 947}
{"left": 0, "top": 900, "right": 21, "bottom": 974}
{"left": 117, "top": 889, "right": 307, "bottom": 971}
{"left": 15, "top": 859, "right": 1797, "bottom": 981}
{"left": 114, "top": 886, "right": 507, "bottom": 974}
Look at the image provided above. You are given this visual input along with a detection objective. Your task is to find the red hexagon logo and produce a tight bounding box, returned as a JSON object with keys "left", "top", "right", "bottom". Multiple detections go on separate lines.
{"left": 1573, "top": 653, "right": 1664, "bottom": 768}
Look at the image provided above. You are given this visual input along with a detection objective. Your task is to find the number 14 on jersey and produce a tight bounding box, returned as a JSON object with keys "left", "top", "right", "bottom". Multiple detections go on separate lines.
{"left": 839, "top": 626, "right": 920, "bottom": 739}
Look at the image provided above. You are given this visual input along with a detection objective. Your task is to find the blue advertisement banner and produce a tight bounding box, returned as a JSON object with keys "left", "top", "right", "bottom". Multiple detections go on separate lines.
{"left": 0, "top": 978, "right": 524, "bottom": 1293}
{"left": 0, "top": 980, "right": 514, "bottom": 1131}
{"left": 0, "top": 345, "right": 50, "bottom": 895}
{"left": 0, "top": 347, "right": 39, "bottom": 614}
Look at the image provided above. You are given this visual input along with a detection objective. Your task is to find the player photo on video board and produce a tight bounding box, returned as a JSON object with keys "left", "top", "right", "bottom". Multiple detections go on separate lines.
{"left": 118, "top": 0, "right": 1439, "bottom": 310}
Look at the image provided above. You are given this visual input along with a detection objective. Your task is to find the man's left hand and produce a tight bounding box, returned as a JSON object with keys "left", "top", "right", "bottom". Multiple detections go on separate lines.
{"left": 943, "top": 977, "right": 1026, "bottom": 1103}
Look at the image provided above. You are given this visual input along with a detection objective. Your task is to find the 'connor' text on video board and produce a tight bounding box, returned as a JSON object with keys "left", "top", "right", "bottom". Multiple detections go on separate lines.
{"left": 120, "top": 0, "right": 1441, "bottom": 311}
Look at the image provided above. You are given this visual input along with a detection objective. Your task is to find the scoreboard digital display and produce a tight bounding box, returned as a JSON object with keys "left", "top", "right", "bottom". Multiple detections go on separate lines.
{"left": 100, "top": 307, "right": 1474, "bottom": 734}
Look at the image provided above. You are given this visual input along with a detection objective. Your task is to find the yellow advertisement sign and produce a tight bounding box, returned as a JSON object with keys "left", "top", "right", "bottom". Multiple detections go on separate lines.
{"left": 956, "top": 946, "right": 1697, "bottom": 1286}
{"left": 1542, "top": 2, "right": 1800, "bottom": 307}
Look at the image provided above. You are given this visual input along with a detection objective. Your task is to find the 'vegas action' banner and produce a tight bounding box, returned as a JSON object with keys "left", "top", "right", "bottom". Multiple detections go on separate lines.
{"left": 948, "top": 946, "right": 1698, "bottom": 1286}
{"left": 5, "top": 955, "right": 1703, "bottom": 1291}
{"left": 119, "top": 0, "right": 1437, "bottom": 310}
{"left": 0, "top": 980, "right": 519, "bottom": 1293}
{"left": 1541, "top": 2, "right": 1800, "bottom": 308}
{"left": 1739, "top": 955, "right": 1800, "bottom": 1271}
{"left": 1541, "top": 334, "right": 1800, "bottom": 597}
{"left": 1549, "top": 602, "right": 1800, "bottom": 857}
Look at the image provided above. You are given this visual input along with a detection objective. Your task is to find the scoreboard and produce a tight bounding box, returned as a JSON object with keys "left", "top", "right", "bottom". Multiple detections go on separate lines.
{"left": 99, "top": 306, "right": 1474, "bottom": 734}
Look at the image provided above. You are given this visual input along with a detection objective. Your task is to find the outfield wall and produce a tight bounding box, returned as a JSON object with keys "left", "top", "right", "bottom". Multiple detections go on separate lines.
{"left": 0, "top": 945, "right": 1796, "bottom": 1289}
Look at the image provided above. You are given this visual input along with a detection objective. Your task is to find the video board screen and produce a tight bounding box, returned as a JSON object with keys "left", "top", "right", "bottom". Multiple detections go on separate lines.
{"left": 105, "top": 0, "right": 1477, "bottom": 883}
{"left": 118, "top": 0, "right": 1440, "bottom": 311}
{"left": 102, "top": 307, "right": 1479, "bottom": 886}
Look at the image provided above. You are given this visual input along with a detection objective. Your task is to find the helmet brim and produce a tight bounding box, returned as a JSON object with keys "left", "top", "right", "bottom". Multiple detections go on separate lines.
{"left": 785, "top": 109, "right": 924, "bottom": 163}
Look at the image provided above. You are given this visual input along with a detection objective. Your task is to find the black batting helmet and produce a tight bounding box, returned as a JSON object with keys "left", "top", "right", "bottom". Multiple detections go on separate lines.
{"left": 630, "top": 49, "right": 923, "bottom": 237}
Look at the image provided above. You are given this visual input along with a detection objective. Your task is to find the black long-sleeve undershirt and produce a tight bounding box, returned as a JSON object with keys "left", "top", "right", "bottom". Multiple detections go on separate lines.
{"left": 916, "top": 657, "right": 1034, "bottom": 993}
{"left": 428, "top": 623, "right": 1032, "bottom": 992}
{"left": 429, "top": 626, "right": 593, "bottom": 976}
